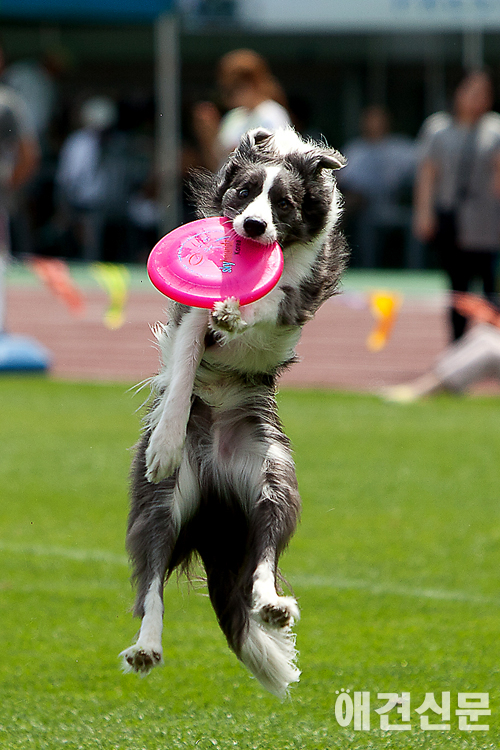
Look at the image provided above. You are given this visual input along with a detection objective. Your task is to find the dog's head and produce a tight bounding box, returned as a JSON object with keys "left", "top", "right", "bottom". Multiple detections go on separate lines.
{"left": 195, "top": 127, "right": 346, "bottom": 248}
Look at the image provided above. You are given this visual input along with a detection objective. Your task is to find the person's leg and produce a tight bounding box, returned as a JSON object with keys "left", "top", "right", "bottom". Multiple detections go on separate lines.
{"left": 355, "top": 209, "right": 379, "bottom": 268}
{"left": 434, "top": 324, "right": 500, "bottom": 392}
{"left": 473, "top": 250, "right": 497, "bottom": 304}
{"left": 382, "top": 324, "right": 500, "bottom": 402}
{"left": 434, "top": 212, "right": 468, "bottom": 341}
{"left": 447, "top": 248, "right": 471, "bottom": 341}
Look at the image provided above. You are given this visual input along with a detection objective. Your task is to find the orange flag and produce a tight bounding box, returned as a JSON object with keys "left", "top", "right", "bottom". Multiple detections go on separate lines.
{"left": 29, "top": 257, "right": 86, "bottom": 316}
{"left": 366, "top": 291, "right": 403, "bottom": 352}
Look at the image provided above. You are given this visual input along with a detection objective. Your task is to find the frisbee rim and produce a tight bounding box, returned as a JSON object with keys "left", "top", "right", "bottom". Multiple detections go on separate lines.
{"left": 147, "top": 217, "right": 283, "bottom": 308}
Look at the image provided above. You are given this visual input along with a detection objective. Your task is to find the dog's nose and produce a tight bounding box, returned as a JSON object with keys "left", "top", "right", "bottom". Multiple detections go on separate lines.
{"left": 243, "top": 218, "right": 267, "bottom": 238}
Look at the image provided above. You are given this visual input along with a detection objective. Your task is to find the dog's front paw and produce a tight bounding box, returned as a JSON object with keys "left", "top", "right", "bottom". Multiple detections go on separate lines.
{"left": 120, "top": 644, "right": 163, "bottom": 675}
{"left": 145, "top": 424, "right": 184, "bottom": 483}
{"left": 211, "top": 297, "right": 247, "bottom": 334}
{"left": 252, "top": 596, "right": 300, "bottom": 629}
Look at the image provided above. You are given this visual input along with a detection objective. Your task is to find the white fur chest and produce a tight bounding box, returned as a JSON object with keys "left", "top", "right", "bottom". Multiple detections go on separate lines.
{"left": 202, "top": 316, "right": 301, "bottom": 376}
{"left": 201, "top": 239, "right": 315, "bottom": 378}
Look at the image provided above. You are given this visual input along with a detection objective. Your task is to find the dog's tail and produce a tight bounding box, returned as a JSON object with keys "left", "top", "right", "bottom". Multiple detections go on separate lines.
{"left": 239, "top": 615, "right": 300, "bottom": 698}
{"left": 205, "top": 567, "right": 300, "bottom": 699}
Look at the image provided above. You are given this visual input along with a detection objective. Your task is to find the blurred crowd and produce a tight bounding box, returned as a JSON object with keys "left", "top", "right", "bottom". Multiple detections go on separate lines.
{"left": 2, "top": 45, "right": 500, "bottom": 330}
{"left": 0, "top": 44, "right": 157, "bottom": 265}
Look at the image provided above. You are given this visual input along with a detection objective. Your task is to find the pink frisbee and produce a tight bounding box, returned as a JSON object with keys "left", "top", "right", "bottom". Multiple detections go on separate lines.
{"left": 147, "top": 217, "right": 284, "bottom": 308}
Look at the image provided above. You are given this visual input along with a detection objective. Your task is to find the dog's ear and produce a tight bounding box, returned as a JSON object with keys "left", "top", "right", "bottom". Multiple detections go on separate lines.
{"left": 317, "top": 150, "right": 347, "bottom": 171}
{"left": 286, "top": 147, "right": 346, "bottom": 181}
{"left": 216, "top": 128, "right": 275, "bottom": 194}
{"left": 251, "top": 128, "right": 274, "bottom": 146}
{"left": 187, "top": 167, "right": 221, "bottom": 217}
{"left": 188, "top": 158, "right": 240, "bottom": 216}
{"left": 213, "top": 157, "right": 239, "bottom": 204}
{"left": 238, "top": 128, "right": 274, "bottom": 154}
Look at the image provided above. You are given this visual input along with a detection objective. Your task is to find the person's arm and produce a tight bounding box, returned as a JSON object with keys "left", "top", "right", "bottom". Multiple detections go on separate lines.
{"left": 9, "top": 135, "right": 39, "bottom": 189}
{"left": 191, "top": 101, "right": 222, "bottom": 172}
{"left": 412, "top": 157, "right": 438, "bottom": 242}
{"left": 453, "top": 292, "right": 500, "bottom": 328}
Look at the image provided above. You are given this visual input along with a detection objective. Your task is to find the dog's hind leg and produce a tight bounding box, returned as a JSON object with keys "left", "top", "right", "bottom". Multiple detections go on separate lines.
{"left": 213, "top": 414, "right": 302, "bottom": 697}
{"left": 120, "top": 434, "right": 200, "bottom": 675}
{"left": 245, "top": 439, "right": 302, "bottom": 627}
{"left": 237, "top": 452, "right": 302, "bottom": 697}
{"left": 251, "top": 552, "right": 300, "bottom": 629}
{"left": 120, "top": 573, "right": 166, "bottom": 674}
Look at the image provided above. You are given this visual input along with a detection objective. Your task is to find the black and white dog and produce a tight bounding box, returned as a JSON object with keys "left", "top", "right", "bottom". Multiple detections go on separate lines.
{"left": 120, "top": 127, "right": 348, "bottom": 697}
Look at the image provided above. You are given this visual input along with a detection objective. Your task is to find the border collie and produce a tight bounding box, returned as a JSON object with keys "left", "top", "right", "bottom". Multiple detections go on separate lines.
{"left": 120, "top": 127, "right": 348, "bottom": 697}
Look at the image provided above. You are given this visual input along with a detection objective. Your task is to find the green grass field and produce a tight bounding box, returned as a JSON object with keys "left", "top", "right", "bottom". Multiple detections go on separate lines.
{"left": 1, "top": 377, "right": 499, "bottom": 749}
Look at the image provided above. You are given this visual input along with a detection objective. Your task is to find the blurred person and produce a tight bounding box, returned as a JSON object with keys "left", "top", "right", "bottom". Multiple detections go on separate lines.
{"left": 0, "top": 46, "right": 39, "bottom": 330}
{"left": 339, "top": 105, "right": 417, "bottom": 267}
{"left": 287, "top": 93, "right": 322, "bottom": 142}
{"left": 4, "top": 50, "right": 66, "bottom": 143}
{"left": 192, "top": 49, "right": 291, "bottom": 172}
{"left": 180, "top": 97, "right": 219, "bottom": 222}
{"left": 4, "top": 50, "right": 68, "bottom": 257}
{"left": 413, "top": 70, "right": 500, "bottom": 341}
{"left": 127, "top": 172, "right": 161, "bottom": 263}
{"left": 0, "top": 51, "right": 40, "bottom": 220}
{"left": 55, "top": 96, "right": 134, "bottom": 261}
{"left": 383, "top": 293, "right": 500, "bottom": 402}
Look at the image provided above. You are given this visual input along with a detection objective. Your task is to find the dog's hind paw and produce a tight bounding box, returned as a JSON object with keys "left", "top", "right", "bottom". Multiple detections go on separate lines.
{"left": 120, "top": 644, "right": 163, "bottom": 675}
{"left": 253, "top": 596, "right": 300, "bottom": 629}
{"left": 211, "top": 297, "right": 247, "bottom": 335}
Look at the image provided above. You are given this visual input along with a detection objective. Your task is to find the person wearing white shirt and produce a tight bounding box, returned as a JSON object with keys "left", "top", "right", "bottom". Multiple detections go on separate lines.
{"left": 192, "top": 49, "right": 291, "bottom": 173}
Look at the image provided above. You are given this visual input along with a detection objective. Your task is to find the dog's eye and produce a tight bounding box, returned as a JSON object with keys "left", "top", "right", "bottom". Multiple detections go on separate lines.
{"left": 277, "top": 198, "right": 292, "bottom": 210}
{"left": 237, "top": 188, "right": 249, "bottom": 199}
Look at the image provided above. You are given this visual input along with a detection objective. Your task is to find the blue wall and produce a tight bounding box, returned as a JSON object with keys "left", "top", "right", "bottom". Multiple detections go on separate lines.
{"left": 0, "top": 0, "right": 173, "bottom": 22}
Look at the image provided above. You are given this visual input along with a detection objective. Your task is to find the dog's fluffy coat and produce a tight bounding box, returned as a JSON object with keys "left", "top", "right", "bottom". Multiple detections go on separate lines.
{"left": 120, "top": 127, "right": 348, "bottom": 697}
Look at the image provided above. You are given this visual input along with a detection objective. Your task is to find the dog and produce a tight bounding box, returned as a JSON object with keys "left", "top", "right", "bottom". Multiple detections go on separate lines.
{"left": 120, "top": 126, "right": 348, "bottom": 698}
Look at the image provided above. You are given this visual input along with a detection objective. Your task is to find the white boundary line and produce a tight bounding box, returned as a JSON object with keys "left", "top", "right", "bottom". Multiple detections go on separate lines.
{"left": 1, "top": 542, "right": 498, "bottom": 606}
{"left": 290, "top": 575, "right": 500, "bottom": 606}
{"left": 0, "top": 541, "right": 128, "bottom": 566}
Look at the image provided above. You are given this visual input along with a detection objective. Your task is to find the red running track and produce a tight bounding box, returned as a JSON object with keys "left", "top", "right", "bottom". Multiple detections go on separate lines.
{"left": 5, "top": 285, "right": 499, "bottom": 394}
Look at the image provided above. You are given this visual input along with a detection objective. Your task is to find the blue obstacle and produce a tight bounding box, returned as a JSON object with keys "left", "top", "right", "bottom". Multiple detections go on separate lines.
{"left": 0, "top": 333, "right": 52, "bottom": 372}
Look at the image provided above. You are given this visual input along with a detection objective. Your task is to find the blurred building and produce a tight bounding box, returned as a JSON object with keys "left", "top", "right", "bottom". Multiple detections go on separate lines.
{"left": 1, "top": 0, "right": 500, "bottom": 265}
